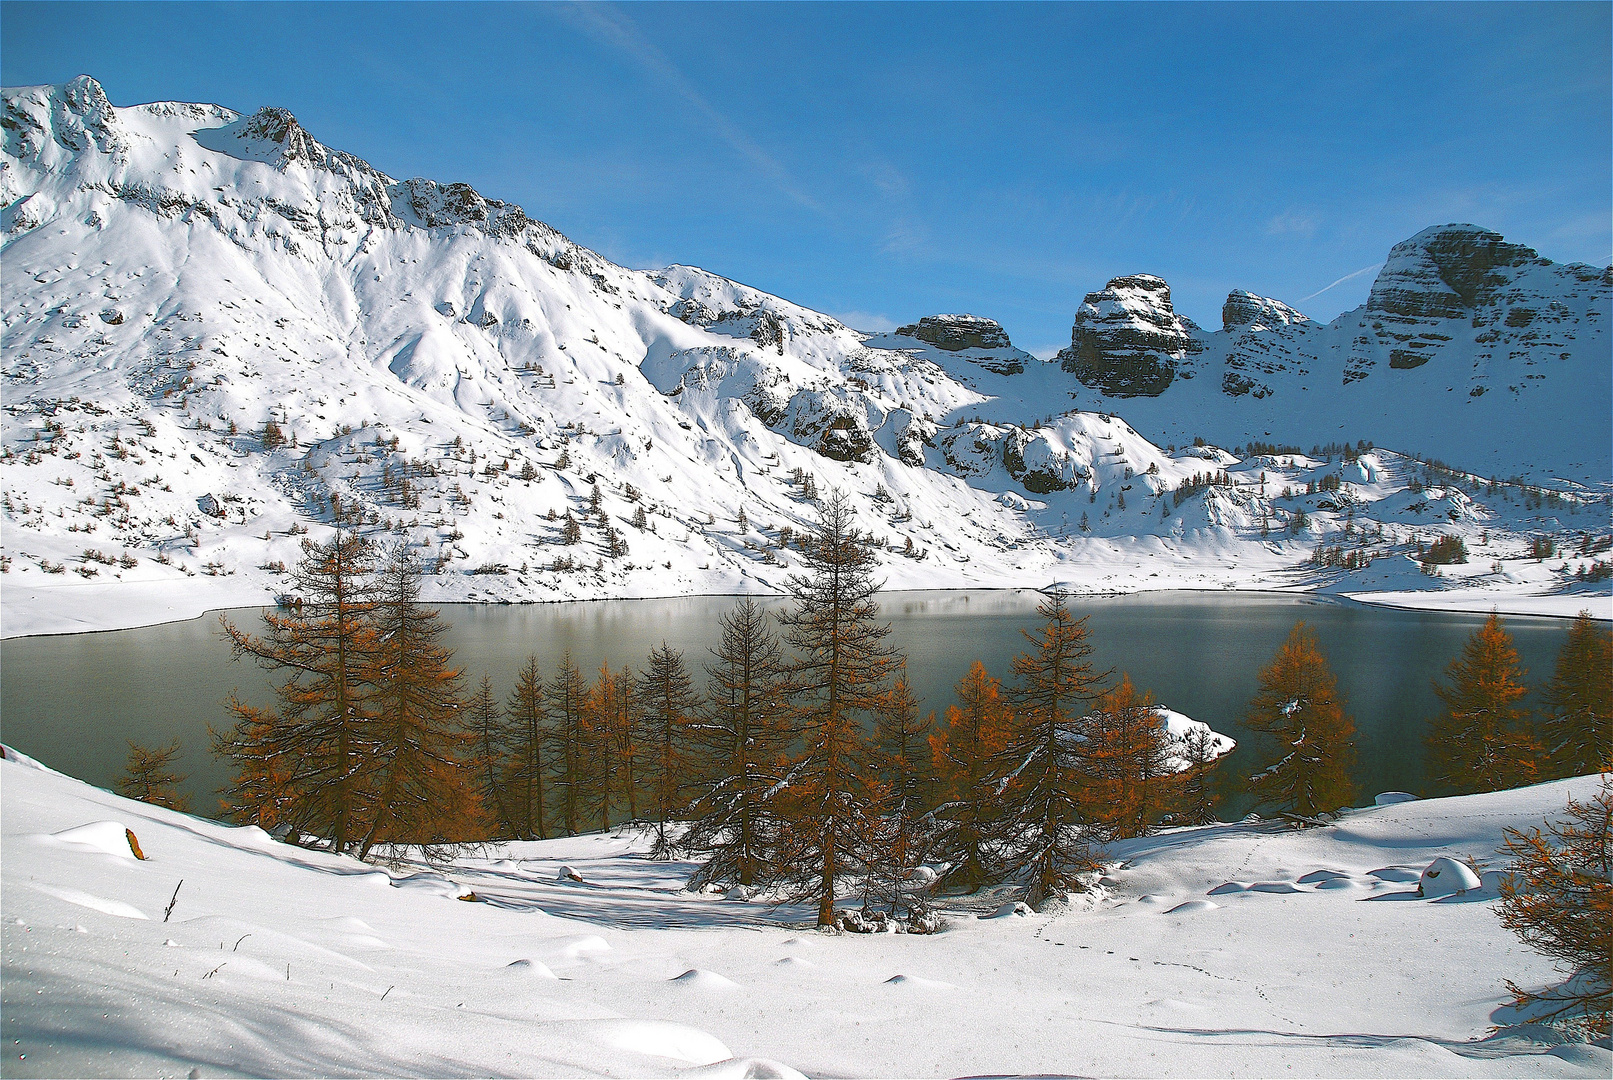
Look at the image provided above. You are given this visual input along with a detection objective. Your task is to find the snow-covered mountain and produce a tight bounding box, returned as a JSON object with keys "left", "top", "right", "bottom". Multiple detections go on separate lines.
{"left": 1053, "top": 228, "right": 1611, "bottom": 484}
{"left": 2, "top": 77, "right": 1608, "bottom": 635}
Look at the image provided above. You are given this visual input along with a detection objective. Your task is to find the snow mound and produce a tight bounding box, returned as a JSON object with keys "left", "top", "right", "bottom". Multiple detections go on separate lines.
{"left": 1369, "top": 866, "right": 1424, "bottom": 883}
{"left": 1296, "top": 869, "right": 1350, "bottom": 884}
{"left": 1246, "top": 880, "right": 1305, "bottom": 894}
{"left": 32, "top": 883, "right": 147, "bottom": 920}
{"left": 670, "top": 968, "right": 739, "bottom": 989}
{"left": 773, "top": 956, "right": 814, "bottom": 968}
{"left": 44, "top": 820, "right": 141, "bottom": 859}
{"left": 1164, "top": 899, "right": 1219, "bottom": 914}
{"left": 560, "top": 934, "right": 611, "bottom": 958}
{"left": 1375, "top": 791, "right": 1419, "bottom": 806}
{"left": 681, "top": 1057, "right": 809, "bottom": 1080}
{"left": 504, "top": 958, "right": 559, "bottom": 979}
{"left": 556, "top": 864, "right": 584, "bottom": 883}
{"left": 1418, "top": 857, "right": 1481, "bottom": 898}
{"left": 982, "top": 900, "right": 1034, "bottom": 919}
{"left": 884, "top": 974, "right": 955, "bottom": 989}
{"left": 1207, "top": 881, "right": 1251, "bottom": 895}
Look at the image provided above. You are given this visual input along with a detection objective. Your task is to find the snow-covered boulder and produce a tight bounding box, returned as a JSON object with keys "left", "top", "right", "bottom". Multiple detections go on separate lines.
{"left": 1417, "top": 856, "right": 1481, "bottom": 898}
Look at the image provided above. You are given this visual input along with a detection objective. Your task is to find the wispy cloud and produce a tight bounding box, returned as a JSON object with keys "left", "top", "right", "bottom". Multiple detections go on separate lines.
{"left": 1299, "top": 262, "right": 1383, "bottom": 303}
{"left": 556, "top": 3, "right": 824, "bottom": 215}
{"left": 1265, "top": 210, "right": 1319, "bottom": 238}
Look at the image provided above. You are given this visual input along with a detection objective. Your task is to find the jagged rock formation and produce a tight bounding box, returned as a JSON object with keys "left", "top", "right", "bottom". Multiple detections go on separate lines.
{"left": 1058, "top": 275, "right": 1203, "bottom": 397}
{"left": 1222, "top": 290, "right": 1308, "bottom": 333}
{"left": 895, "top": 314, "right": 1012, "bottom": 352}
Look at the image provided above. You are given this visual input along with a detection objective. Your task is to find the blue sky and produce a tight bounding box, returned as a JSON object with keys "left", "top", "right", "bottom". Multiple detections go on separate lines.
{"left": 4, "top": 1, "right": 1609, "bottom": 354}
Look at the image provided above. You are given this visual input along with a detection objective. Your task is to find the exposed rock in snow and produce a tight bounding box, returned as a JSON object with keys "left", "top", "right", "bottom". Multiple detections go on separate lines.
{"left": 1418, "top": 856, "right": 1482, "bottom": 897}
{"left": 1222, "top": 290, "right": 1308, "bottom": 332}
{"left": 1058, "top": 274, "right": 1204, "bottom": 397}
{"left": 895, "top": 313, "right": 1012, "bottom": 352}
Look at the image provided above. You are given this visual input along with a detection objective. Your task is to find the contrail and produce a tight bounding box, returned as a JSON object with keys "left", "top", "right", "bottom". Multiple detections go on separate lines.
{"left": 1299, "top": 263, "right": 1383, "bottom": 303}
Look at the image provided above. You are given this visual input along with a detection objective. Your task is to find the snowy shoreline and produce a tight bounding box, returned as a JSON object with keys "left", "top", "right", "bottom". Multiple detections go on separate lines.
{"left": 4, "top": 578, "right": 1606, "bottom": 641}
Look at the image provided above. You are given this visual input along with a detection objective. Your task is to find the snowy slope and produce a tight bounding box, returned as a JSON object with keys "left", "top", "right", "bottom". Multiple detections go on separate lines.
{"left": 4, "top": 745, "right": 1610, "bottom": 1077}
{"left": 2, "top": 77, "right": 1609, "bottom": 637}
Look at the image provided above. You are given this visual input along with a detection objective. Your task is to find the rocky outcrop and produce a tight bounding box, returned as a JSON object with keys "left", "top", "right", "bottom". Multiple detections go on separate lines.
{"left": 1222, "top": 291, "right": 1308, "bottom": 332}
{"left": 1366, "top": 225, "right": 1542, "bottom": 321}
{"left": 896, "top": 314, "right": 1012, "bottom": 352}
{"left": 1058, "top": 275, "right": 1202, "bottom": 397}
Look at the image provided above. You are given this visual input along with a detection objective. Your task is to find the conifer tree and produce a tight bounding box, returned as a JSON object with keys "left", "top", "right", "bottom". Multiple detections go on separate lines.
{"left": 1497, "top": 777, "right": 1612, "bottom": 1039}
{"left": 586, "top": 663, "right": 625, "bottom": 829}
{"left": 1085, "top": 674, "right": 1173, "bottom": 838}
{"left": 611, "top": 663, "right": 641, "bottom": 821}
{"left": 636, "top": 641, "right": 700, "bottom": 857}
{"left": 218, "top": 530, "right": 377, "bottom": 851}
{"left": 685, "top": 598, "right": 793, "bottom": 888}
{"left": 865, "top": 669, "right": 935, "bottom": 920}
{"left": 988, "top": 591, "right": 1111, "bottom": 909}
{"left": 118, "top": 740, "right": 190, "bottom": 812}
{"left": 775, "top": 490, "right": 900, "bottom": 925}
{"left": 466, "top": 674, "right": 515, "bottom": 837}
{"left": 1427, "top": 613, "right": 1539, "bottom": 793}
{"left": 356, "top": 545, "right": 474, "bottom": 859}
{"left": 1176, "top": 725, "right": 1225, "bottom": 826}
{"left": 545, "top": 653, "right": 593, "bottom": 836}
{"left": 1245, "top": 622, "right": 1356, "bottom": 816}
{"left": 504, "top": 655, "right": 549, "bottom": 840}
{"left": 1539, "top": 612, "right": 1612, "bottom": 777}
{"left": 929, "top": 660, "right": 1012, "bottom": 891}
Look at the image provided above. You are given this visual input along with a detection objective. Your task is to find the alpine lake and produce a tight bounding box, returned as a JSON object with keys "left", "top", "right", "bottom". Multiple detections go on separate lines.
{"left": 0, "top": 591, "right": 1582, "bottom": 818}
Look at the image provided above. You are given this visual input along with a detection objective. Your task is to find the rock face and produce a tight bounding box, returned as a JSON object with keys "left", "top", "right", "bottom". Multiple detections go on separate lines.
{"left": 1058, "top": 275, "right": 1202, "bottom": 397}
{"left": 895, "top": 314, "right": 1012, "bottom": 352}
{"left": 1367, "top": 225, "right": 1541, "bottom": 321}
{"left": 1222, "top": 290, "right": 1308, "bottom": 333}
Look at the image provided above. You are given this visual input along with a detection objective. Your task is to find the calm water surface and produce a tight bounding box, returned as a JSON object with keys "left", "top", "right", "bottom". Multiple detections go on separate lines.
{"left": 0, "top": 591, "right": 1579, "bottom": 816}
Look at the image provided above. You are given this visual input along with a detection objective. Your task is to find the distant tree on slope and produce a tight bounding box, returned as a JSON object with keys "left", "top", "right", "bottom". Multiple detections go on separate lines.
{"left": 118, "top": 740, "right": 190, "bottom": 812}
{"left": 1539, "top": 612, "right": 1612, "bottom": 778}
{"left": 1426, "top": 613, "right": 1539, "bottom": 794}
{"left": 1244, "top": 622, "right": 1355, "bottom": 817}
{"left": 1497, "top": 777, "right": 1612, "bottom": 1040}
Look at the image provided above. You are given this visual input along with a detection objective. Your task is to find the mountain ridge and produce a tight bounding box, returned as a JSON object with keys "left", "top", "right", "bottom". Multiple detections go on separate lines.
{"left": 3, "top": 77, "right": 1608, "bottom": 635}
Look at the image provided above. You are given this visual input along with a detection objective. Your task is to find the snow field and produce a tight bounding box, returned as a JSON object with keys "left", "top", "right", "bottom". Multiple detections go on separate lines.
{"left": 4, "top": 744, "right": 1609, "bottom": 1078}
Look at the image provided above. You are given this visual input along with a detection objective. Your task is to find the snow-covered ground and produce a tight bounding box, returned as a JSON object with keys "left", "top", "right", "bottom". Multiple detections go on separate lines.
{"left": 3, "top": 78, "right": 1609, "bottom": 638}
{"left": 4, "top": 744, "right": 1608, "bottom": 1078}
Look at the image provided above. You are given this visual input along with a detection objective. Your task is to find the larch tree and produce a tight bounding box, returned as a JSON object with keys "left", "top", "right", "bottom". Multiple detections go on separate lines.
{"left": 465, "top": 674, "right": 515, "bottom": 838}
{"left": 1539, "top": 612, "right": 1612, "bottom": 778}
{"left": 586, "top": 663, "right": 629, "bottom": 830}
{"left": 504, "top": 655, "right": 549, "bottom": 840}
{"left": 1244, "top": 622, "right": 1356, "bottom": 817}
{"left": 1427, "top": 613, "right": 1539, "bottom": 794}
{"left": 1176, "top": 725, "right": 1225, "bottom": 826}
{"left": 357, "top": 545, "right": 474, "bottom": 859}
{"left": 1084, "top": 674, "right": 1174, "bottom": 839}
{"left": 866, "top": 669, "right": 935, "bottom": 922}
{"left": 776, "top": 490, "right": 900, "bottom": 926}
{"left": 1497, "top": 777, "right": 1612, "bottom": 1039}
{"left": 611, "top": 663, "right": 641, "bottom": 821}
{"left": 685, "top": 599, "right": 793, "bottom": 889}
{"left": 118, "top": 740, "right": 190, "bottom": 812}
{"left": 217, "top": 530, "right": 378, "bottom": 851}
{"left": 545, "top": 652, "right": 594, "bottom": 836}
{"left": 636, "top": 641, "right": 700, "bottom": 858}
{"left": 988, "top": 591, "right": 1111, "bottom": 910}
{"left": 929, "top": 660, "right": 1012, "bottom": 891}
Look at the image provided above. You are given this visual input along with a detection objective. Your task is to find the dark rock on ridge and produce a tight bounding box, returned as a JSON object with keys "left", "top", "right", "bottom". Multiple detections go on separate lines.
{"left": 895, "top": 313, "right": 1012, "bottom": 352}
{"left": 1058, "top": 274, "right": 1202, "bottom": 397}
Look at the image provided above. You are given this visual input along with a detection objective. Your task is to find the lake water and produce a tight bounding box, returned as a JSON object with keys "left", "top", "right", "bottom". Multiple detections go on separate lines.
{"left": 0, "top": 591, "right": 1579, "bottom": 818}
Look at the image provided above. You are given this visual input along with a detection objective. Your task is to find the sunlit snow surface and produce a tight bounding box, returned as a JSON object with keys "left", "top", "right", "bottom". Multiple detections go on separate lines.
{"left": 3, "top": 745, "right": 1609, "bottom": 1078}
